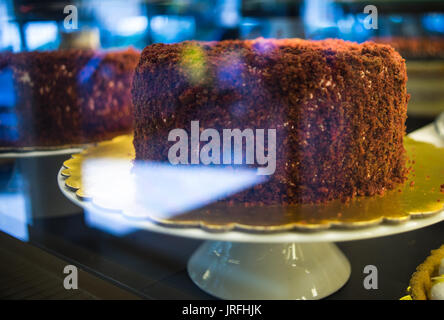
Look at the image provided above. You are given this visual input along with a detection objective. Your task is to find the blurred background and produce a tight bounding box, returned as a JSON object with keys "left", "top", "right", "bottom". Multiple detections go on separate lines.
{"left": 0, "top": 0, "right": 443, "bottom": 51}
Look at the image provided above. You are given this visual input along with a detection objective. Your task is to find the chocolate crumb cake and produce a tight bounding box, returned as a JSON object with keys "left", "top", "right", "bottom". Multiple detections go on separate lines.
{"left": 132, "top": 38, "right": 409, "bottom": 204}
{"left": 0, "top": 48, "right": 140, "bottom": 148}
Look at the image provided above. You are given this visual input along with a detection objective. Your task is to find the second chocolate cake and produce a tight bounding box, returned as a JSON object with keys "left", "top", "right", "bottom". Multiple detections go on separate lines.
{"left": 132, "top": 38, "right": 409, "bottom": 204}
{"left": 0, "top": 48, "right": 140, "bottom": 148}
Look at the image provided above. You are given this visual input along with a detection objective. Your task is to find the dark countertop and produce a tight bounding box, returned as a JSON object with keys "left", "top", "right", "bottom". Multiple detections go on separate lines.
{"left": 0, "top": 115, "right": 442, "bottom": 300}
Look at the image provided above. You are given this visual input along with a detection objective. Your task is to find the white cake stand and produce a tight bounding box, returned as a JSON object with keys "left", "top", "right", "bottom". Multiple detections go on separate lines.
{"left": 56, "top": 124, "right": 444, "bottom": 300}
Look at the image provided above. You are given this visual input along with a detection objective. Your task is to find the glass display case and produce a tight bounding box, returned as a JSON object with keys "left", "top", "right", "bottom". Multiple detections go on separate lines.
{"left": 0, "top": 0, "right": 444, "bottom": 301}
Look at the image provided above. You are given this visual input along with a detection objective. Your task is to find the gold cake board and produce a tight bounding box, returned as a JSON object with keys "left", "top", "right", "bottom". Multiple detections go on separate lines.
{"left": 60, "top": 133, "right": 444, "bottom": 232}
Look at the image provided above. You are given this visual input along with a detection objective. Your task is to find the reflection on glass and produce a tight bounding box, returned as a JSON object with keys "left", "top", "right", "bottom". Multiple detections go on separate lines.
{"left": 0, "top": 165, "right": 30, "bottom": 241}
{"left": 0, "top": 192, "right": 29, "bottom": 241}
{"left": 79, "top": 158, "right": 266, "bottom": 219}
{"left": 0, "top": 67, "right": 18, "bottom": 144}
{"left": 84, "top": 209, "right": 135, "bottom": 237}
{"left": 24, "top": 21, "right": 58, "bottom": 50}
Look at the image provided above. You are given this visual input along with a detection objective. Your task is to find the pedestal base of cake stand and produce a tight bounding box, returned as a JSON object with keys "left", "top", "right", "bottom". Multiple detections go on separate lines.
{"left": 187, "top": 241, "right": 350, "bottom": 300}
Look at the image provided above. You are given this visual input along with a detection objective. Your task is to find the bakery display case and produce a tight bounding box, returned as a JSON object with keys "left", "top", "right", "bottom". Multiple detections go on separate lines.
{"left": 0, "top": 0, "right": 444, "bottom": 302}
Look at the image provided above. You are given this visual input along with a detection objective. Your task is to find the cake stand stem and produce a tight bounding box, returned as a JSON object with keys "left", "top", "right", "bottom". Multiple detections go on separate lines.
{"left": 187, "top": 241, "right": 350, "bottom": 300}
